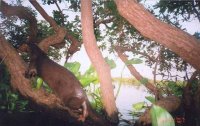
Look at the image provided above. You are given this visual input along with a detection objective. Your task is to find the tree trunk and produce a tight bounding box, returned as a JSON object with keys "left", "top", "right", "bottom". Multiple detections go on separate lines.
{"left": 115, "top": 0, "right": 200, "bottom": 71}
{"left": 81, "top": 0, "right": 119, "bottom": 123}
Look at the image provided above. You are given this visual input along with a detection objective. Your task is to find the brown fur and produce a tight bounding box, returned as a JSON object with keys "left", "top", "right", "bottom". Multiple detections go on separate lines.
{"left": 25, "top": 43, "right": 109, "bottom": 126}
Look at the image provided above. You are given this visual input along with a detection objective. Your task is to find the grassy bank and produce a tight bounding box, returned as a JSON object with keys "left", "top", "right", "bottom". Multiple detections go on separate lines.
{"left": 112, "top": 77, "right": 141, "bottom": 85}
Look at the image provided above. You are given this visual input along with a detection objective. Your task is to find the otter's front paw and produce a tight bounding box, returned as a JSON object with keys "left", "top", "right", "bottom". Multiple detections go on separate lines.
{"left": 25, "top": 68, "right": 37, "bottom": 78}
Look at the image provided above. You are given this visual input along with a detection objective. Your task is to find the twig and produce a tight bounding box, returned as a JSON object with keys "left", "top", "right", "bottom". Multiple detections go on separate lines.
{"left": 0, "top": 55, "right": 7, "bottom": 64}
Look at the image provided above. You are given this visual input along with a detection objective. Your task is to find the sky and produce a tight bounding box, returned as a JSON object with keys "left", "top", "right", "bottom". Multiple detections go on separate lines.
{"left": 21, "top": 1, "right": 200, "bottom": 79}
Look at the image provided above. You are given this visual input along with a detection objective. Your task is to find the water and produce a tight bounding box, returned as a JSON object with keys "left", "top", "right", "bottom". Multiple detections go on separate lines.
{"left": 114, "top": 84, "right": 152, "bottom": 125}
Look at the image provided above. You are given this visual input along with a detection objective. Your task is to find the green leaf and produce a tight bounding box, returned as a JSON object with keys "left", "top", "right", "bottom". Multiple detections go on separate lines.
{"left": 145, "top": 96, "right": 156, "bottom": 103}
{"left": 105, "top": 57, "right": 116, "bottom": 69}
{"left": 150, "top": 105, "right": 175, "bottom": 126}
{"left": 132, "top": 102, "right": 145, "bottom": 111}
{"left": 36, "top": 77, "right": 43, "bottom": 89}
{"left": 64, "top": 62, "right": 81, "bottom": 75}
{"left": 125, "top": 58, "right": 143, "bottom": 65}
{"left": 80, "top": 76, "right": 98, "bottom": 87}
{"left": 84, "top": 65, "right": 96, "bottom": 76}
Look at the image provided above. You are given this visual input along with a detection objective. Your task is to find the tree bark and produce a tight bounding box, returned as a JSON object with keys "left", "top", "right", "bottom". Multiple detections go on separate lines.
{"left": 81, "top": 0, "right": 119, "bottom": 123}
{"left": 115, "top": 0, "right": 200, "bottom": 71}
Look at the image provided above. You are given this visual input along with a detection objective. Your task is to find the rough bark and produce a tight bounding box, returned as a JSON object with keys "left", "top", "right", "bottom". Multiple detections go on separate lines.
{"left": 115, "top": 0, "right": 200, "bottom": 71}
{"left": 81, "top": 0, "right": 119, "bottom": 123}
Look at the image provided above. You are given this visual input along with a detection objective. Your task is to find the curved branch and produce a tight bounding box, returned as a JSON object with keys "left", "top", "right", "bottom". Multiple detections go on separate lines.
{"left": 29, "top": 0, "right": 81, "bottom": 57}
{"left": 29, "top": 0, "right": 66, "bottom": 51}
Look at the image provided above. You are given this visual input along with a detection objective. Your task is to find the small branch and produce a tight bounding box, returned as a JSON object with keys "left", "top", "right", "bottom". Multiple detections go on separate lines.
{"left": 114, "top": 46, "right": 158, "bottom": 94}
{"left": 65, "top": 36, "right": 82, "bottom": 62}
{"left": 53, "top": 0, "right": 65, "bottom": 26}
{"left": 94, "top": 17, "right": 115, "bottom": 27}
{"left": 153, "top": 47, "right": 163, "bottom": 85}
{"left": 115, "top": 45, "right": 156, "bottom": 62}
{"left": 192, "top": 1, "right": 200, "bottom": 22}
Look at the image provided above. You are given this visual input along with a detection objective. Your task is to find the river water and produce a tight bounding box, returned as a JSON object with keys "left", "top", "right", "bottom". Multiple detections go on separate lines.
{"left": 114, "top": 84, "right": 152, "bottom": 125}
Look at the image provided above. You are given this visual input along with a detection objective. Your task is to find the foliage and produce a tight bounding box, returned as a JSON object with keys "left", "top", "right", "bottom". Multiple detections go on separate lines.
{"left": 125, "top": 58, "right": 143, "bottom": 65}
{"left": 0, "top": 65, "right": 30, "bottom": 112}
{"left": 64, "top": 58, "right": 116, "bottom": 111}
{"left": 145, "top": 96, "right": 156, "bottom": 104}
{"left": 156, "top": 81, "right": 184, "bottom": 97}
{"left": 150, "top": 105, "right": 175, "bottom": 126}
{"left": 31, "top": 77, "right": 52, "bottom": 93}
{"left": 154, "top": 1, "right": 200, "bottom": 22}
{"left": 132, "top": 102, "right": 145, "bottom": 112}
{"left": 64, "top": 61, "right": 103, "bottom": 111}
{"left": 131, "top": 96, "right": 155, "bottom": 116}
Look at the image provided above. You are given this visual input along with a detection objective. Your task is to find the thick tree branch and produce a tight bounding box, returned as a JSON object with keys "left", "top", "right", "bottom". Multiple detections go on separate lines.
{"left": 115, "top": 0, "right": 200, "bottom": 71}
{"left": 81, "top": 0, "right": 118, "bottom": 123}
{"left": 29, "top": 0, "right": 59, "bottom": 30}
{"left": 65, "top": 35, "right": 82, "bottom": 62}
{"left": 29, "top": 0, "right": 81, "bottom": 58}
{"left": 29, "top": 0, "right": 66, "bottom": 51}
{"left": 0, "top": 1, "right": 37, "bottom": 44}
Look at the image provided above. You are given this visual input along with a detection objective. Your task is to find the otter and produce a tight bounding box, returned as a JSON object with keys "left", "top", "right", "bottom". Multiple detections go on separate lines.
{"left": 25, "top": 43, "right": 108, "bottom": 125}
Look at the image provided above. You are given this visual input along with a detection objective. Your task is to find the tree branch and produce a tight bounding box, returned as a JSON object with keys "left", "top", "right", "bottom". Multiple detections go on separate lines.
{"left": 53, "top": 0, "right": 65, "bottom": 26}
{"left": 29, "top": 0, "right": 66, "bottom": 51}
{"left": 114, "top": 45, "right": 156, "bottom": 62}
{"left": 114, "top": 46, "right": 158, "bottom": 94}
{"left": 115, "top": 0, "right": 200, "bottom": 71}
{"left": 30, "top": 0, "right": 82, "bottom": 58}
